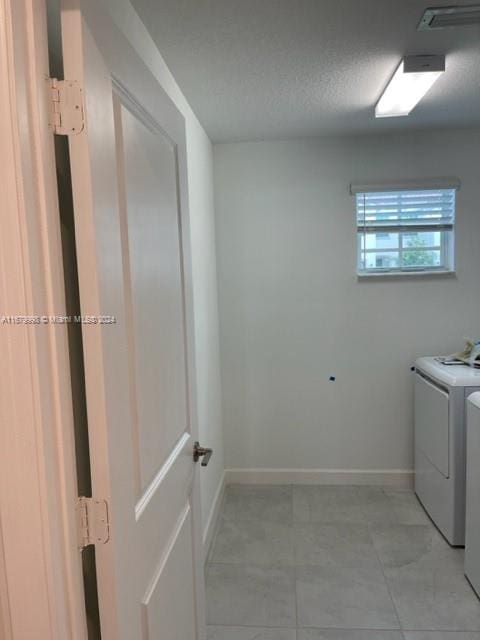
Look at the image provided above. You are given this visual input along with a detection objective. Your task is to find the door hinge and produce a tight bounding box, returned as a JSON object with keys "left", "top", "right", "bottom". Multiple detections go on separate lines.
{"left": 76, "top": 497, "right": 110, "bottom": 550}
{"left": 49, "top": 78, "right": 84, "bottom": 136}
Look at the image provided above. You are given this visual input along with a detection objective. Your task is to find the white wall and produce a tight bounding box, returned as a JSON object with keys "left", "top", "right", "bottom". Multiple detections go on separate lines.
{"left": 99, "top": 0, "right": 224, "bottom": 539}
{"left": 214, "top": 129, "right": 480, "bottom": 478}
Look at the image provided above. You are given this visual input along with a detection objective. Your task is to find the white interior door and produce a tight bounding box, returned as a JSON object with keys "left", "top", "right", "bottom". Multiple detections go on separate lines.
{"left": 60, "top": 1, "right": 206, "bottom": 638}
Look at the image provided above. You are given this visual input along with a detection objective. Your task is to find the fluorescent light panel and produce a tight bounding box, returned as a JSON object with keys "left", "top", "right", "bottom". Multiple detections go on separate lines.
{"left": 418, "top": 5, "right": 480, "bottom": 30}
{"left": 375, "top": 55, "right": 445, "bottom": 118}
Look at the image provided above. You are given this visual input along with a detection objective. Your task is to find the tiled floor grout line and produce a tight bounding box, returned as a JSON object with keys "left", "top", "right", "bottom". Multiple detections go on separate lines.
{"left": 206, "top": 623, "right": 297, "bottom": 629}
{"left": 370, "top": 489, "right": 407, "bottom": 640}
{"left": 305, "top": 626, "right": 404, "bottom": 631}
{"left": 291, "top": 486, "right": 299, "bottom": 631}
{"left": 207, "top": 622, "right": 405, "bottom": 630}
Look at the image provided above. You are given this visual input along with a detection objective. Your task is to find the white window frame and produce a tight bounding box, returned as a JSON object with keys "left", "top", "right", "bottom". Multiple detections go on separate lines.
{"left": 351, "top": 178, "right": 460, "bottom": 277}
{"left": 356, "top": 228, "right": 454, "bottom": 274}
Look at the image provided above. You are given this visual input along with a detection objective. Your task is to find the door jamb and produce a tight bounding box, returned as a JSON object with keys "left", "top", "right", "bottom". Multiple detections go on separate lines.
{"left": 0, "top": 0, "right": 87, "bottom": 637}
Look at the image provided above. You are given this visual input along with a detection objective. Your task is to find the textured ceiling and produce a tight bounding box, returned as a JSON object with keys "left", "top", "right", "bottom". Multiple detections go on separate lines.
{"left": 130, "top": 0, "right": 480, "bottom": 142}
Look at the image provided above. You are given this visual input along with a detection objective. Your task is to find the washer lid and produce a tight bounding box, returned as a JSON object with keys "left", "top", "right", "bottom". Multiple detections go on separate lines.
{"left": 415, "top": 356, "right": 480, "bottom": 387}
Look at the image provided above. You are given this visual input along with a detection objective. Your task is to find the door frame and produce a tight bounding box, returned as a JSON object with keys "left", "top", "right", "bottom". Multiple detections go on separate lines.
{"left": 0, "top": 1, "right": 86, "bottom": 637}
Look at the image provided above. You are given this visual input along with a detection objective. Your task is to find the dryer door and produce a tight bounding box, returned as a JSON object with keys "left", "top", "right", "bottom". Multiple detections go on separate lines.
{"left": 415, "top": 372, "right": 450, "bottom": 478}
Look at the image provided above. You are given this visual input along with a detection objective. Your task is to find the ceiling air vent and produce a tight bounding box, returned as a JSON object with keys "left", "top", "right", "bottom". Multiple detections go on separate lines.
{"left": 418, "top": 4, "right": 480, "bottom": 30}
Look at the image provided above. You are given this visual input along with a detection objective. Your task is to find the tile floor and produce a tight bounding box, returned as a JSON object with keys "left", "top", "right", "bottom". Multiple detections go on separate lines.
{"left": 206, "top": 485, "right": 480, "bottom": 640}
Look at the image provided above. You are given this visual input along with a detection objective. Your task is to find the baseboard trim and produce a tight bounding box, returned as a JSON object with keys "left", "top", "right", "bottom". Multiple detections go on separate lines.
{"left": 202, "top": 471, "right": 226, "bottom": 563}
{"left": 225, "top": 468, "right": 414, "bottom": 489}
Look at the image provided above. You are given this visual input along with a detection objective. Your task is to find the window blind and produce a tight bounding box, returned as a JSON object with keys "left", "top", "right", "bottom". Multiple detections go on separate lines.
{"left": 350, "top": 176, "right": 461, "bottom": 194}
{"left": 356, "top": 188, "right": 456, "bottom": 233}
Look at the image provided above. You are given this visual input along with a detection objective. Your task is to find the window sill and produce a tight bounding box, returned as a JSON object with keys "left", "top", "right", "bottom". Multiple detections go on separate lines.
{"left": 357, "top": 269, "right": 456, "bottom": 280}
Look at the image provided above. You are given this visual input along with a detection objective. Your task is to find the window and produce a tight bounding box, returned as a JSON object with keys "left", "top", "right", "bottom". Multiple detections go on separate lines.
{"left": 355, "top": 185, "right": 457, "bottom": 276}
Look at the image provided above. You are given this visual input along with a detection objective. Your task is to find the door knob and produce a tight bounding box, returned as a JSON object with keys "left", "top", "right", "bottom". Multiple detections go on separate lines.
{"left": 193, "top": 442, "right": 213, "bottom": 467}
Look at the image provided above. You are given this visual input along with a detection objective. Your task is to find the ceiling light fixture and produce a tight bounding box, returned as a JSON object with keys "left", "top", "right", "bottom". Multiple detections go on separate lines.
{"left": 375, "top": 55, "right": 445, "bottom": 118}
{"left": 418, "top": 5, "right": 480, "bottom": 30}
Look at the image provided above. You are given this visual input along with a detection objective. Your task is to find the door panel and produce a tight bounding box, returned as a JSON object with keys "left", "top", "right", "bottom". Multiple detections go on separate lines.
{"left": 415, "top": 373, "right": 450, "bottom": 478}
{"left": 142, "top": 507, "right": 197, "bottom": 640}
{"left": 115, "top": 95, "right": 188, "bottom": 494}
{"left": 466, "top": 397, "right": 480, "bottom": 593}
{"left": 60, "top": 2, "right": 206, "bottom": 639}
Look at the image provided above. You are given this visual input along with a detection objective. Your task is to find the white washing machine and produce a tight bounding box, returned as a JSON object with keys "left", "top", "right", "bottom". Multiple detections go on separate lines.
{"left": 414, "top": 357, "right": 480, "bottom": 546}
{"left": 465, "top": 391, "right": 480, "bottom": 596}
